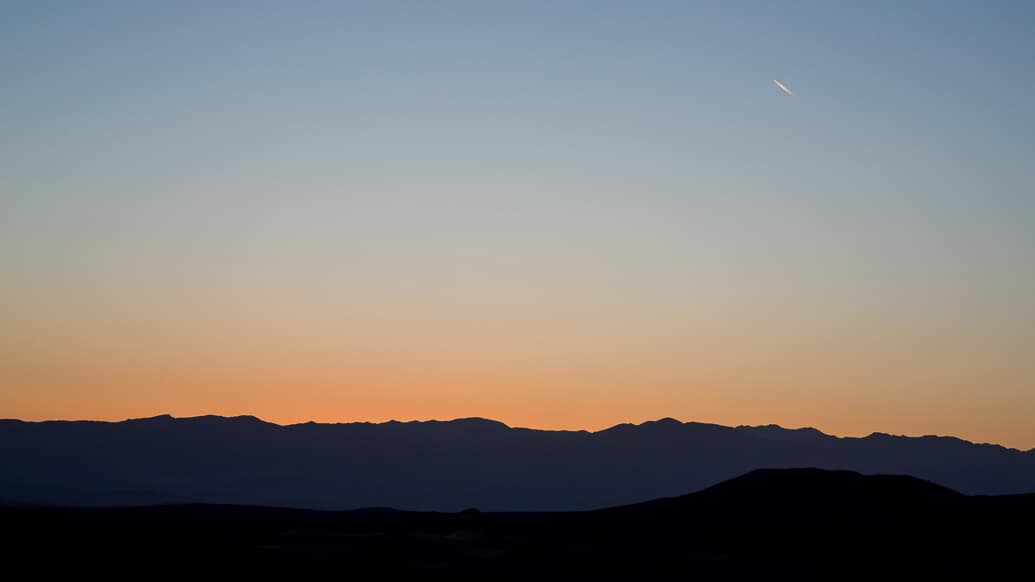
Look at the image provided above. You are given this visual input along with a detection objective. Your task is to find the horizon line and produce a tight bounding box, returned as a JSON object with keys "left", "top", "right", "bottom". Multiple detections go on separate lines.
{"left": 4, "top": 413, "right": 1031, "bottom": 453}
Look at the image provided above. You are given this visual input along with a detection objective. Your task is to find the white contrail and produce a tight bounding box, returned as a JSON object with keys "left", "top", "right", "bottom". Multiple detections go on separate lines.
{"left": 772, "top": 79, "right": 794, "bottom": 96}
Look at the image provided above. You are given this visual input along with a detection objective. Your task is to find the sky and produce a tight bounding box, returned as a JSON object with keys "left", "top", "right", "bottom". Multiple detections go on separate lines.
{"left": 2, "top": 1, "right": 1034, "bottom": 448}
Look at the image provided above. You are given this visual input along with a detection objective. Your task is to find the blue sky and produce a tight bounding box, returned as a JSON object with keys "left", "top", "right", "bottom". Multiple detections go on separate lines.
{"left": 3, "top": 1, "right": 1034, "bottom": 445}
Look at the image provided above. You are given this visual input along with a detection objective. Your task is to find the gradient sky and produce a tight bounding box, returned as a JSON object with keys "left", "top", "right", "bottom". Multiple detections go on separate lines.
{"left": 3, "top": 1, "right": 1034, "bottom": 448}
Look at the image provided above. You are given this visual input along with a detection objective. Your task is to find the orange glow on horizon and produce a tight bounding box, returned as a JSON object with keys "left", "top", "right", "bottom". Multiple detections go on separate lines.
{"left": 4, "top": 311, "right": 1033, "bottom": 450}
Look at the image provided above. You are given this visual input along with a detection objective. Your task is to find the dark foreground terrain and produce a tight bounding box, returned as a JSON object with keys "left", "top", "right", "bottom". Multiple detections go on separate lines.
{"left": 2, "top": 469, "right": 1034, "bottom": 580}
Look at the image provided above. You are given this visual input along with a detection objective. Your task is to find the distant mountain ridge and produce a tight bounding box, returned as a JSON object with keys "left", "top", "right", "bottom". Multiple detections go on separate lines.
{"left": 2, "top": 414, "right": 1033, "bottom": 511}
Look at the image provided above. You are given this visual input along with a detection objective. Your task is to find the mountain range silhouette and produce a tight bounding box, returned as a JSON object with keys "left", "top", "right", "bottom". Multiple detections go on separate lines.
{"left": 2, "top": 414, "right": 1033, "bottom": 510}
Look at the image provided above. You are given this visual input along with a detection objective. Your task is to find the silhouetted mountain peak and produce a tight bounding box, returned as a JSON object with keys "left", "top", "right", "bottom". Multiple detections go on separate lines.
{"left": 219, "top": 414, "right": 268, "bottom": 425}
{"left": 652, "top": 417, "right": 682, "bottom": 425}
{"left": 608, "top": 468, "right": 966, "bottom": 519}
{"left": 640, "top": 417, "right": 684, "bottom": 430}
{"left": 126, "top": 414, "right": 271, "bottom": 427}
{"left": 382, "top": 417, "right": 511, "bottom": 432}
{"left": 447, "top": 417, "right": 510, "bottom": 430}
{"left": 126, "top": 414, "right": 176, "bottom": 424}
{"left": 735, "top": 424, "right": 829, "bottom": 441}
{"left": 700, "top": 468, "right": 962, "bottom": 502}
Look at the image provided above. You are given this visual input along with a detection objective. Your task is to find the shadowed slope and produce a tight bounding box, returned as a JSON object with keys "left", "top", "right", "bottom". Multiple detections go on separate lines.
{"left": 599, "top": 468, "right": 965, "bottom": 527}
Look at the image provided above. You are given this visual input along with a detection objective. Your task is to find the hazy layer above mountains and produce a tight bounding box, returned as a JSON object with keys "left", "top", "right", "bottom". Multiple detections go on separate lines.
{"left": 2, "top": 415, "right": 1033, "bottom": 511}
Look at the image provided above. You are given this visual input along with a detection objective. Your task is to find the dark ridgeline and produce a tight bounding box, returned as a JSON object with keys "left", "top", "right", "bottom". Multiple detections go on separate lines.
{"left": 2, "top": 468, "right": 1034, "bottom": 579}
{"left": 1, "top": 414, "right": 1033, "bottom": 510}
